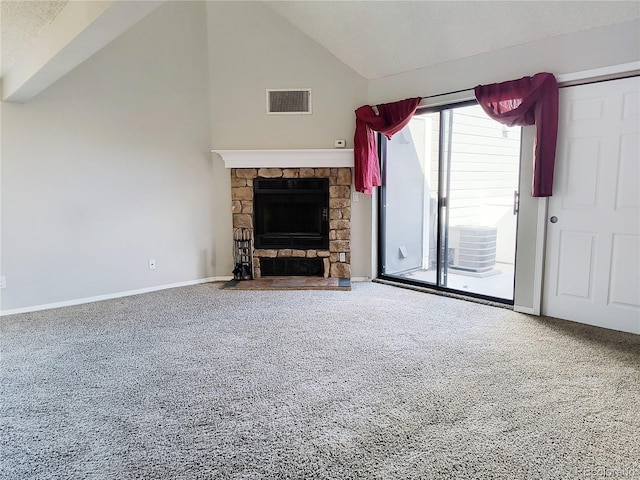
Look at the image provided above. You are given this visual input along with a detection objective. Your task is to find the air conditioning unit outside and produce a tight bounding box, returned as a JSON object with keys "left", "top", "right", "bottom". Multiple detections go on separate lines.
{"left": 448, "top": 225, "right": 497, "bottom": 272}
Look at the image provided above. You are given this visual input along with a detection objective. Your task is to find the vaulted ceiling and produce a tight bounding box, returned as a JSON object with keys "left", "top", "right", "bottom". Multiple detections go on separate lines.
{"left": 0, "top": 0, "right": 68, "bottom": 75}
{"left": 1, "top": 1, "right": 638, "bottom": 99}
{"left": 267, "top": 1, "right": 640, "bottom": 80}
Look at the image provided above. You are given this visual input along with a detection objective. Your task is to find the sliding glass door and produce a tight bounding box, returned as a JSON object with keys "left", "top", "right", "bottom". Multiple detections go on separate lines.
{"left": 379, "top": 102, "right": 521, "bottom": 302}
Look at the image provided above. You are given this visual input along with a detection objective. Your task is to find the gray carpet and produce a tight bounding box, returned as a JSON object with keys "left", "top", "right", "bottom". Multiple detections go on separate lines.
{"left": 1, "top": 282, "right": 639, "bottom": 479}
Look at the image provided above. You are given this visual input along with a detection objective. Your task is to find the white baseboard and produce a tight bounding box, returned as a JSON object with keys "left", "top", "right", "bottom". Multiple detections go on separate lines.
{"left": 351, "top": 277, "right": 370, "bottom": 282}
{"left": 0, "top": 277, "right": 232, "bottom": 316}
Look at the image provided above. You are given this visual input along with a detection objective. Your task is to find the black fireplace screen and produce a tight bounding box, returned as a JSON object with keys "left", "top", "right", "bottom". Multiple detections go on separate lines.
{"left": 262, "top": 202, "right": 322, "bottom": 234}
{"left": 254, "top": 178, "right": 329, "bottom": 249}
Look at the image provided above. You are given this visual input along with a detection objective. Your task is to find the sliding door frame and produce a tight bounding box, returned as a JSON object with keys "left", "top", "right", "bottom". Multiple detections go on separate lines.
{"left": 377, "top": 100, "right": 517, "bottom": 305}
{"left": 374, "top": 62, "right": 640, "bottom": 313}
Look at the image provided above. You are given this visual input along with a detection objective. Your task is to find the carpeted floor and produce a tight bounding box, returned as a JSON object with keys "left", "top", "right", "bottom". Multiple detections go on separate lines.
{"left": 1, "top": 282, "right": 639, "bottom": 479}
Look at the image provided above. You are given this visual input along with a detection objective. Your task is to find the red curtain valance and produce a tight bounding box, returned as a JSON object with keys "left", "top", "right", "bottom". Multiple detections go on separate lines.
{"left": 353, "top": 97, "right": 421, "bottom": 194}
{"left": 474, "top": 72, "right": 559, "bottom": 197}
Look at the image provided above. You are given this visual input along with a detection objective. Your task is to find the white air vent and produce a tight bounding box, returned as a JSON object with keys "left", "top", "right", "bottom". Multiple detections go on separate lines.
{"left": 267, "top": 89, "right": 312, "bottom": 115}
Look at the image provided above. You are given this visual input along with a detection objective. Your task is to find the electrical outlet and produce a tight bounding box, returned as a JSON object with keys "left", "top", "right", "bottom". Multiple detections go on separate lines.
{"left": 334, "top": 139, "right": 346, "bottom": 148}
{"left": 0, "top": 276, "right": 5, "bottom": 289}
{"left": 339, "top": 252, "right": 346, "bottom": 262}
{"left": 148, "top": 259, "right": 156, "bottom": 270}
{"left": 352, "top": 192, "right": 359, "bottom": 202}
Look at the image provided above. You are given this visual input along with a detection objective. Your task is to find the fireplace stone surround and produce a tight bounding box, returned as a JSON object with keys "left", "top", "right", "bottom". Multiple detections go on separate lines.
{"left": 215, "top": 149, "right": 355, "bottom": 280}
{"left": 230, "top": 167, "right": 351, "bottom": 279}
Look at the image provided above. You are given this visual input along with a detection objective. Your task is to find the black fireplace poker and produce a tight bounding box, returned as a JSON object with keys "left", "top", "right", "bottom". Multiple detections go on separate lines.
{"left": 233, "top": 228, "right": 253, "bottom": 281}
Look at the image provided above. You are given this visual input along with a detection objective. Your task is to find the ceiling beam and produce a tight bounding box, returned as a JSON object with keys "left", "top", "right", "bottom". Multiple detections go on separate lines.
{"left": 1, "top": 0, "right": 164, "bottom": 103}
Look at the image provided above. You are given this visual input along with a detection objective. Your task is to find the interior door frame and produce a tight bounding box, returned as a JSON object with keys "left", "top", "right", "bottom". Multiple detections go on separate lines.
{"left": 523, "top": 62, "right": 640, "bottom": 316}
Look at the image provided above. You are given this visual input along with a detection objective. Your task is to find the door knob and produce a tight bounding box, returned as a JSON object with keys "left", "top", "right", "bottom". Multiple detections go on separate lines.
{"left": 550, "top": 216, "right": 558, "bottom": 223}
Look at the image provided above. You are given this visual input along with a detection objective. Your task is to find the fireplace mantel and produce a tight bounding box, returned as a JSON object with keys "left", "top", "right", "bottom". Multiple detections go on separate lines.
{"left": 213, "top": 149, "right": 354, "bottom": 169}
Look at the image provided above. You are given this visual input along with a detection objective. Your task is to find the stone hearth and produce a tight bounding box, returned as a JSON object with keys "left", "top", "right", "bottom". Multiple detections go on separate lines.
{"left": 230, "top": 167, "right": 352, "bottom": 279}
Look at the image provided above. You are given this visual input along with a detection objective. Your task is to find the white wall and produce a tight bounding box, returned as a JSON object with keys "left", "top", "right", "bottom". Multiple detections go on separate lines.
{"left": 1, "top": 0, "right": 373, "bottom": 313}
{"left": 369, "top": 19, "right": 640, "bottom": 103}
{"left": 5, "top": 4, "right": 635, "bottom": 312}
{"left": 206, "top": 1, "right": 371, "bottom": 278}
{"left": 207, "top": 2, "right": 367, "bottom": 151}
{"left": 1, "top": 2, "right": 215, "bottom": 312}
{"left": 367, "top": 18, "right": 640, "bottom": 311}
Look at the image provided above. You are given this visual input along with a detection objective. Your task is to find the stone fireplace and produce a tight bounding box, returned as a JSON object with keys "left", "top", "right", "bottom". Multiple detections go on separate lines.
{"left": 215, "top": 149, "right": 354, "bottom": 280}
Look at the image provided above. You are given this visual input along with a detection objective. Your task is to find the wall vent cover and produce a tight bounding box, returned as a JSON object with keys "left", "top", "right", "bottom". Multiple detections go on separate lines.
{"left": 267, "top": 89, "right": 312, "bottom": 115}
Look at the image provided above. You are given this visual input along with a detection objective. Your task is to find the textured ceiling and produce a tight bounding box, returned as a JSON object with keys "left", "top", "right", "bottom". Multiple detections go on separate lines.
{"left": 0, "top": 0, "right": 68, "bottom": 75}
{"left": 266, "top": 1, "right": 640, "bottom": 80}
{"left": 1, "top": 1, "right": 638, "bottom": 81}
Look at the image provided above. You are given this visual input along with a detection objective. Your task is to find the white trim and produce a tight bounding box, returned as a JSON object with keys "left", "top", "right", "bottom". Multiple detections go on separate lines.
{"left": 351, "top": 277, "right": 370, "bottom": 282}
{"left": 419, "top": 90, "right": 474, "bottom": 109}
{"left": 531, "top": 197, "right": 548, "bottom": 316}
{"left": 370, "top": 188, "right": 379, "bottom": 280}
{"left": 556, "top": 62, "right": 640, "bottom": 85}
{"left": 513, "top": 305, "right": 536, "bottom": 315}
{"left": 0, "top": 277, "right": 231, "bottom": 316}
{"left": 212, "top": 149, "right": 354, "bottom": 169}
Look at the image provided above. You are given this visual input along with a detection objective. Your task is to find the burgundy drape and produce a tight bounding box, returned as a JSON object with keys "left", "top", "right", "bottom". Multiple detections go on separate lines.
{"left": 474, "top": 72, "right": 559, "bottom": 197}
{"left": 354, "top": 97, "right": 421, "bottom": 194}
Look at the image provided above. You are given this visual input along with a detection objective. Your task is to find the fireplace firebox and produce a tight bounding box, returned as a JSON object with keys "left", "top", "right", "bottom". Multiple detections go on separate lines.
{"left": 253, "top": 178, "right": 329, "bottom": 249}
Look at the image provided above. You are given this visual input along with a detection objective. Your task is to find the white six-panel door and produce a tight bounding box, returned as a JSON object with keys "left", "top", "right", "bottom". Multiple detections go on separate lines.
{"left": 543, "top": 76, "right": 640, "bottom": 334}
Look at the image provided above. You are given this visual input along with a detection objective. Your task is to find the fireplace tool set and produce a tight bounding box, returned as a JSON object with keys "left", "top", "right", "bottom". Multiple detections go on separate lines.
{"left": 232, "top": 228, "right": 253, "bottom": 281}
